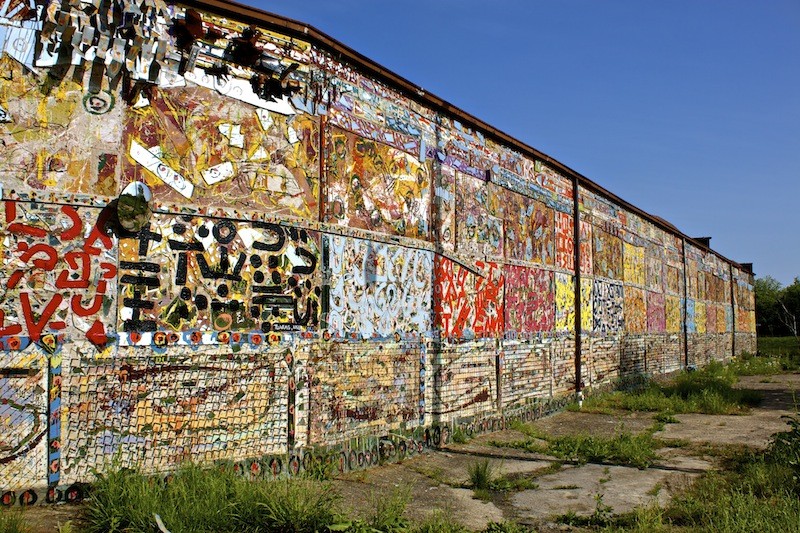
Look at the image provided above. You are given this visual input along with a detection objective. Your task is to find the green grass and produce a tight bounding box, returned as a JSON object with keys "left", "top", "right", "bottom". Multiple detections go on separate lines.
{"left": 413, "top": 510, "right": 467, "bottom": 533}
{"left": 483, "top": 521, "right": 534, "bottom": 532}
{"left": 653, "top": 412, "right": 678, "bottom": 424}
{"left": 253, "top": 478, "right": 343, "bottom": 532}
{"left": 547, "top": 432, "right": 657, "bottom": 469}
{"left": 84, "top": 461, "right": 536, "bottom": 533}
{"left": 85, "top": 462, "right": 341, "bottom": 533}
{"left": 364, "top": 486, "right": 411, "bottom": 531}
{"left": 665, "top": 467, "right": 800, "bottom": 532}
{"left": 728, "top": 352, "right": 784, "bottom": 375}
{"left": 466, "top": 458, "right": 538, "bottom": 501}
{"left": 488, "top": 472, "right": 539, "bottom": 492}
{"left": 757, "top": 337, "right": 800, "bottom": 371}
{"left": 758, "top": 336, "right": 800, "bottom": 358}
{"left": 555, "top": 491, "right": 615, "bottom": 528}
{"left": 496, "top": 423, "right": 658, "bottom": 469}
{"left": 0, "top": 510, "right": 29, "bottom": 533}
{"left": 579, "top": 362, "right": 762, "bottom": 415}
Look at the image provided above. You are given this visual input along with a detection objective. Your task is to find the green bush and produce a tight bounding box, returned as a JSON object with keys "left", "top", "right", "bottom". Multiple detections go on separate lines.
{"left": 729, "top": 352, "right": 783, "bottom": 375}
{"left": 767, "top": 413, "right": 800, "bottom": 487}
{"left": 450, "top": 427, "right": 470, "bottom": 444}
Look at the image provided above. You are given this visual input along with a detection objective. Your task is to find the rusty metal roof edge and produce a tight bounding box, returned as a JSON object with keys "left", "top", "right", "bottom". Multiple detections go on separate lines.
{"left": 189, "top": 0, "right": 750, "bottom": 274}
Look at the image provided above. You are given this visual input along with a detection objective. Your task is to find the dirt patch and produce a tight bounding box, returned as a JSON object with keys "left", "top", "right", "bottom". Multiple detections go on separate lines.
{"left": 334, "top": 460, "right": 505, "bottom": 530}
{"left": 7, "top": 504, "right": 83, "bottom": 533}
{"left": 528, "top": 410, "right": 658, "bottom": 439}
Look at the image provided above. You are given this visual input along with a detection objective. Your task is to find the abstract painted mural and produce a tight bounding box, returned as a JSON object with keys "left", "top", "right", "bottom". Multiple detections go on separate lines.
{"left": 555, "top": 211, "right": 574, "bottom": 271}
{"left": 325, "top": 235, "right": 432, "bottom": 340}
{"left": 61, "top": 343, "right": 293, "bottom": 483}
{"left": 647, "top": 292, "right": 667, "bottom": 333}
{"left": 503, "top": 191, "right": 554, "bottom": 265}
{"left": 433, "top": 165, "right": 456, "bottom": 253}
{"left": 580, "top": 278, "right": 594, "bottom": 334}
{"left": 593, "top": 280, "right": 624, "bottom": 335}
{"left": 430, "top": 341, "right": 496, "bottom": 420}
{"left": 0, "top": 56, "right": 121, "bottom": 197}
{"left": 455, "top": 173, "right": 503, "bottom": 258}
{"left": 593, "top": 228, "right": 623, "bottom": 280}
{"left": 123, "top": 88, "right": 321, "bottom": 219}
{"left": 555, "top": 273, "right": 575, "bottom": 333}
{"left": 0, "top": 201, "right": 117, "bottom": 345}
{"left": 646, "top": 256, "right": 663, "bottom": 292}
{"left": 433, "top": 257, "right": 504, "bottom": 339}
{"left": 624, "top": 287, "right": 647, "bottom": 334}
{"left": 326, "top": 126, "right": 430, "bottom": 239}
{"left": 309, "top": 341, "right": 422, "bottom": 446}
{"left": 0, "top": 341, "right": 49, "bottom": 493}
{"left": 503, "top": 266, "right": 554, "bottom": 334}
{"left": 623, "top": 243, "right": 645, "bottom": 286}
{"left": 0, "top": 0, "right": 755, "bottom": 497}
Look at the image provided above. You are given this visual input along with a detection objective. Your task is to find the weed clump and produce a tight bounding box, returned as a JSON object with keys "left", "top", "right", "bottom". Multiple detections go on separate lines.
{"left": 494, "top": 429, "right": 658, "bottom": 469}
{"left": 0, "top": 509, "right": 29, "bottom": 533}
{"left": 468, "top": 459, "right": 494, "bottom": 491}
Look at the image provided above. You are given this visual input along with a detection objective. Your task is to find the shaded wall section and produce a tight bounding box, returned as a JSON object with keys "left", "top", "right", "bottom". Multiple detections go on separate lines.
{"left": 0, "top": 0, "right": 755, "bottom": 502}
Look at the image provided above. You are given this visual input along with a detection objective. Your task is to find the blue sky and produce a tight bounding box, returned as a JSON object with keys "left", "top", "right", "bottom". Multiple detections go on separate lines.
{"left": 246, "top": 0, "right": 800, "bottom": 286}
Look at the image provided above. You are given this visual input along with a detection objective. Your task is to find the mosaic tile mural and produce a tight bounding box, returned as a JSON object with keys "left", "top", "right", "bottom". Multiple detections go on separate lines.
{"left": 0, "top": 0, "right": 755, "bottom": 499}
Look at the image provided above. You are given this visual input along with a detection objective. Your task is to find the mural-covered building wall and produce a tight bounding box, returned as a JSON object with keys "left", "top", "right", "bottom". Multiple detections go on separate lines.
{"left": 0, "top": 0, "right": 756, "bottom": 503}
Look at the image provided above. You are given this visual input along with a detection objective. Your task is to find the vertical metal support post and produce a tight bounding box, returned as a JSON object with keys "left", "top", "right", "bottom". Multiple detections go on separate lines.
{"left": 682, "top": 238, "right": 689, "bottom": 368}
{"left": 729, "top": 263, "right": 736, "bottom": 358}
{"left": 429, "top": 121, "right": 443, "bottom": 428}
{"left": 572, "top": 177, "right": 582, "bottom": 400}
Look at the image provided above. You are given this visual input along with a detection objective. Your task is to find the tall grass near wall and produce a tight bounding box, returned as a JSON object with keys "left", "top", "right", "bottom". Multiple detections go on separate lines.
{"left": 84, "top": 462, "right": 534, "bottom": 533}
{"left": 577, "top": 361, "right": 762, "bottom": 415}
{"left": 86, "top": 463, "right": 341, "bottom": 533}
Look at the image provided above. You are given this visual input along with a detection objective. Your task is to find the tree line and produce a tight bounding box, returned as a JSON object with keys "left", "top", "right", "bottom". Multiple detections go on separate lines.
{"left": 755, "top": 276, "right": 800, "bottom": 338}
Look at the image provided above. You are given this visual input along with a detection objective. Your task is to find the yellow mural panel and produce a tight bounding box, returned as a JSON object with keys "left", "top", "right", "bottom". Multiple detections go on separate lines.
{"left": 695, "top": 302, "right": 706, "bottom": 334}
{"left": 623, "top": 243, "right": 645, "bottom": 286}
{"left": 666, "top": 295, "right": 681, "bottom": 333}
{"left": 581, "top": 278, "right": 593, "bottom": 333}
{"left": 555, "top": 273, "right": 575, "bottom": 333}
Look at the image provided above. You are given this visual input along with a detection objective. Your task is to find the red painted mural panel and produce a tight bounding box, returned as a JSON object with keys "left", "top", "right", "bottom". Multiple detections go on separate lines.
{"left": 434, "top": 257, "right": 504, "bottom": 338}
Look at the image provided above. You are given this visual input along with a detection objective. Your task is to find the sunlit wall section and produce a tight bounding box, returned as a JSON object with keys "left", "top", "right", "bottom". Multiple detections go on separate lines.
{"left": 0, "top": 0, "right": 757, "bottom": 499}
